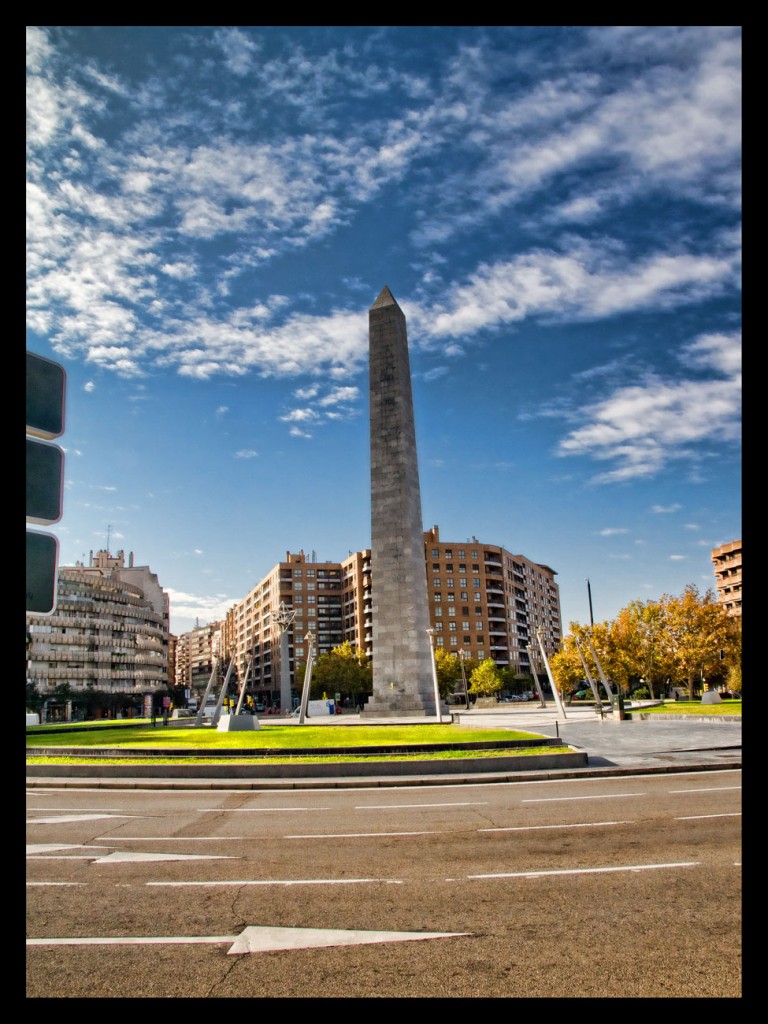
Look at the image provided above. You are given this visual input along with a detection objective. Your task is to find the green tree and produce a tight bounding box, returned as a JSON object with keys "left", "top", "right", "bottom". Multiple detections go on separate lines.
{"left": 468, "top": 658, "right": 502, "bottom": 698}
{"left": 310, "top": 642, "right": 372, "bottom": 701}
{"left": 26, "top": 681, "right": 44, "bottom": 715}
{"left": 660, "top": 585, "right": 732, "bottom": 698}
{"left": 434, "top": 647, "right": 462, "bottom": 700}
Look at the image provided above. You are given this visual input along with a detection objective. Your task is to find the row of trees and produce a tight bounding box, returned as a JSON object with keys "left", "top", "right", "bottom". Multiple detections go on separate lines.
{"left": 25, "top": 681, "right": 182, "bottom": 720}
{"left": 300, "top": 585, "right": 741, "bottom": 704}
{"left": 549, "top": 585, "right": 741, "bottom": 700}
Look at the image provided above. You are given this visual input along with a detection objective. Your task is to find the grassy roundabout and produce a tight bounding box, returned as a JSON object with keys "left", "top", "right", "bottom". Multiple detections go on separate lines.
{"left": 26, "top": 720, "right": 570, "bottom": 765}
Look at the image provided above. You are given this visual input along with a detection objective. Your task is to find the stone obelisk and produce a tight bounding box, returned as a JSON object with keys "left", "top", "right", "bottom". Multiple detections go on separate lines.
{"left": 362, "top": 286, "right": 444, "bottom": 717}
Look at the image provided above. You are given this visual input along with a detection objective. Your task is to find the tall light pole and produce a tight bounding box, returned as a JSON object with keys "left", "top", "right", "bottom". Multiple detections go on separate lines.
{"left": 274, "top": 601, "right": 297, "bottom": 713}
{"left": 586, "top": 578, "right": 594, "bottom": 627}
{"left": 426, "top": 628, "right": 443, "bottom": 722}
{"left": 458, "top": 648, "right": 470, "bottom": 709}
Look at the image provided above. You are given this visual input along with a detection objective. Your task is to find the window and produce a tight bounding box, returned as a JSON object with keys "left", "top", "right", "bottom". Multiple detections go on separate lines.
{"left": 434, "top": 607, "right": 443, "bottom": 617}
{"left": 447, "top": 593, "right": 455, "bottom": 603}
{"left": 294, "top": 582, "right": 303, "bottom": 590}
{"left": 475, "top": 606, "right": 482, "bottom": 614}
{"left": 434, "top": 594, "right": 442, "bottom": 602}
{"left": 434, "top": 622, "right": 443, "bottom": 631}
{"left": 445, "top": 563, "right": 453, "bottom": 572}
{"left": 471, "top": 552, "right": 478, "bottom": 560}
{"left": 462, "top": 621, "right": 470, "bottom": 630}
{"left": 473, "top": 579, "right": 481, "bottom": 588}
{"left": 459, "top": 578, "right": 467, "bottom": 587}
{"left": 431, "top": 549, "right": 439, "bottom": 558}
{"left": 307, "top": 595, "right": 316, "bottom": 604}
{"left": 433, "top": 579, "right": 441, "bottom": 589}
{"left": 449, "top": 622, "right": 457, "bottom": 631}
{"left": 458, "top": 550, "right": 465, "bottom": 558}
{"left": 476, "top": 621, "right": 483, "bottom": 630}
{"left": 446, "top": 578, "right": 454, "bottom": 588}
{"left": 459, "top": 564, "right": 466, "bottom": 572}
{"left": 450, "top": 636, "right": 458, "bottom": 646}
{"left": 294, "top": 570, "right": 302, "bottom": 578}
{"left": 432, "top": 563, "right": 440, "bottom": 571}
{"left": 445, "top": 549, "right": 453, "bottom": 558}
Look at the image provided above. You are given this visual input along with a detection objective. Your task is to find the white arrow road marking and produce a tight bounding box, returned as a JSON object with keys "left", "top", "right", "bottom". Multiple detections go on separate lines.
{"left": 91, "top": 851, "right": 238, "bottom": 863}
{"left": 26, "top": 926, "right": 471, "bottom": 953}
{"left": 27, "top": 814, "right": 141, "bottom": 824}
{"left": 227, "top": 925, "right": 471, "bottom": 954}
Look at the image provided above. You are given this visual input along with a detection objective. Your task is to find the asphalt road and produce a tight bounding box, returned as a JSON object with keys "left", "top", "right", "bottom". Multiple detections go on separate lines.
{"left": 26, "top": 762, "right": 741, "bottom": 999}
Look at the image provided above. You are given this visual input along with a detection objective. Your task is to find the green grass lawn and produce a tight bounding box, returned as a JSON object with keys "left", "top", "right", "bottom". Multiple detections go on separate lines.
{"left": 25, "top": 721, "right": 572, "bottom": 765}
{"left": 638, "top": 700, "right": 742, "bottom": 716}
{"left": 26, "top": 722, "right": 546, "bottom": 750}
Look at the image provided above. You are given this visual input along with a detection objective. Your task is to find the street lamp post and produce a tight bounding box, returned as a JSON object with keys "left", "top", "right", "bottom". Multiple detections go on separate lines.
{"left": 458, "top": 648, "right": 470, "bottom": 709}
{"left": 426, "top": 628, "right": 443, "bottom": 722}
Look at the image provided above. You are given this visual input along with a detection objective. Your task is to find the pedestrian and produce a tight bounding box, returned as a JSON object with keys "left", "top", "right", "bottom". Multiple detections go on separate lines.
{"left": 151, "top": 705, "right": 157, "bottom": 727}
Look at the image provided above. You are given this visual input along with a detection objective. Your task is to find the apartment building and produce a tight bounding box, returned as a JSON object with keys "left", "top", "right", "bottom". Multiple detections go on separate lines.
{"left": 26, "top": 549, "right": 170, "bottom": 695}
{"left": 174, "top": 620, "right": 224, "bottom": 691}
{"left": 214, "top": 527, "right": 562, "bottom": 706}
{"left": 711, "top": 539, "right": 742, "bottom": 617}
{"left": 423, "top": 526, "right": 561, "bottom": 672}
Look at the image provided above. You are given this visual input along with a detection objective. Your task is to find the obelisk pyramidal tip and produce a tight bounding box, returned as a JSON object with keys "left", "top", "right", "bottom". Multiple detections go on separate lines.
{"left": 363, "top": 286, "right": 445, "bottom": 718}
{"left": 370, "top": 285, "right": 398, "bottom": 310}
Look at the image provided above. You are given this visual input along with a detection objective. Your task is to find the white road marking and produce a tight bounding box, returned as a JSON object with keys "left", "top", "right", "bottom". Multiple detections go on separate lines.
{"left": 354, "top": 802, "right": 488, "bottom": 809}
{"left": 197, "top": 807, "right": 330, "bottom": 812}
{"left": 468, "top": 861, "right": 699, "bottom": 879}
{"left": 27, "top": 844, "right": 105, "bottom": 853}
{"left": 479, "top": 821, "right": 631, "bottom": 832}
{"left": 522, "top": 794, "right": 644, "bottom": 803}
{"left": 668, "top": 786, "right": 742, "bottom": 793}
{"left": 27, "top": 814, "right": 141, "bottom": 824}
{"left": 146, "top": 878, "right": 401, "bottom": 887}
{"left": 90, "top": 836, "right": 250, "bottom": 841}
{"left": 285, "top": 831, "right": 440, "bottom": 839}
{"left": 675, "top": 812, "right": 742, "bottom": 820}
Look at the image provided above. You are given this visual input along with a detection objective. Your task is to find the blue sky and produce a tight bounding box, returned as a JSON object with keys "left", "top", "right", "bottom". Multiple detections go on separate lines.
{"left": 26, "top": 26, "right": 742, "bottom": 639}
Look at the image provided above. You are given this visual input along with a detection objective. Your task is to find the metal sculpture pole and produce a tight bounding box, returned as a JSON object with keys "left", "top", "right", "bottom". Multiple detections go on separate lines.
{"left": 296, "top": 631, "right": 315, "bottom": 725}
{"left": 274, "top": 601, "right": 297, "bottom": 713}
{"left": 528, "top": 656, "right": 548, "bottom": 708}
{"left": 235, "top": 657, "right": 252, "bottom": 715}
{"left": 535, "top": 627, "right": 567, "bottom": 718}
{"left": 210, "top": 656, "right": 235, "bottom": 728}
{"left": 574, "top": 635, "right": 606, "bottom": 710}
{"left": 585, "top": 634, "right": 617, "bottom": 709}
{"left": 193, "top": 658, "right": 218, "bottom": 727}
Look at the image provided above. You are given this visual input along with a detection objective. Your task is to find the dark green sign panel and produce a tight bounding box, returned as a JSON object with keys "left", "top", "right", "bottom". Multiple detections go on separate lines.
{"left": 26, "top": 437, "right": 64, "bottom": 524}
{"left": 26, "top": 352, "right": 66, "bottom": 440}
{"left": 26, "top": 529, "right": 58, "bottom": 615}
